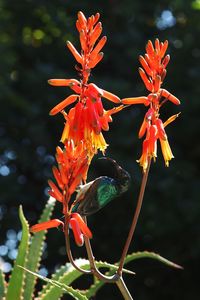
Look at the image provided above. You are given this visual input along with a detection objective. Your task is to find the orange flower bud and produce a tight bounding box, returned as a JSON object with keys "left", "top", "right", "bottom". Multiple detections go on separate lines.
{"left": 139, "top": 67, "right": 153, "bottom": 92}
{"left": 78, "top": 11, "right": 87, "bottom": 29}
{"left": 56, "top": 146, "right": 64, "bottom": 162}
{"left": 48, "top": 79, "right": 80, "bottom": 87}
{"left": 90, "top": 22, "right": 102, "bottom": 46}
{"left": 122, "top": 96, "right": 149, "bottom": 106}
{"left": 160, "top": 40, "right": 168, "bottom": 58}
{"left": 87, "top": 15, "right": 94, "bottom": 31}
{"left": 162, "top": 54, "right": 170, "bottom": 68}
{"left": 161, "top": 69, "right": 167, "bottom": 82}
{"left": 102, "top": 89, "right": 121, "bottom": 103}
{"left": 76, "top": 20, "right": 81, "bottom": 32}
{"left": 49, "top": 95, "right": 78, "bottom": 116}
{"left": 90, "top": 36, "right": 107, "bottom": 60}
{"left": 48, "top": 180, "right": 63, "bottom": 202}
{"left": 88, "top": 52, "right": 104, "bottom": 68}
{"left": 66, "top": 41, "right": 82, "bottom": 64}
{"left": 161, "top": 89, "right": 181, "bottom": 105}
{"left": 138, "top": 118, "right": 147, "bottom": 139}
{"left": 100, "top": 116, "right": 109, "bottom": 131}
{"left": 52, "top": 166, "right": 64, "bottom": 189}
{"left": 146, "top": 40, "right": 155, "bottom": 57}
{"left": 139, "top": 55, "right": 152, "bottom": 77}
{"left": 94, "top": 12, "right": 100, "bottom": 24}
{"left": 80, "top": 30, "right": 87, "bottom": 52}
{"left": 30, "top": 219, "right": 64, "bottom": 233}
{"left": 155, "top": 38, "right": 160, "bottom": 53}
{"left": 154, "top": 75, "right": 161, "bottom": 92}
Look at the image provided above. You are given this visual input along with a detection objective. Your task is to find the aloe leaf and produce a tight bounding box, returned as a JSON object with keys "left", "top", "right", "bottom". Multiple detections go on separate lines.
{"left": 37, "top": 262, "right": 72, "bottom": 298}
{"left": 124, "top": 251, "right": 183, "bottom": 269}
{"left": 84, "top": 278, "right": 103, "bottom": 298}
{"left": 36, "top": 258, "right": 133, "bottom": 300}
{"left": 85, "top": 251, "right": 182, "bottom": 298}
{"left": 0, "top": 268, "right": 6, "bottom": 298}
{"left": 19, "top": 266, "right": 88, "bottom": 300}
{"left": 6, "top": 206, "right": 30, "bottom": 300}
{"left": 23, "top": 197, "right": 56, "bottom": 300}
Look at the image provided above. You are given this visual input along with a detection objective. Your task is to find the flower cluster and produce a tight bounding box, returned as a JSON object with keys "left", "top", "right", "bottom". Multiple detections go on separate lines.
{"left": 122, "top": 39, "right": 180, "bottom": 171}
{"left": 30, "top": 141, "right": 92, "bottom": 246}
{"left": 48, "top": 11, "right": 122, "bottom": 159}
{"left": 30, "top": 15, "right": 181, "bottom": 250}
{"left": 30, "top": 12, "right": 124, "bottom": 246}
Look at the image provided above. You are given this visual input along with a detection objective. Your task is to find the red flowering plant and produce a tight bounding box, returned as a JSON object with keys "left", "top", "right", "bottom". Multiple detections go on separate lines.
{"left": 122, "top": 39, "right": 181, "bottom": 171}
{"left": 30, "top": 11, "right": 124, "bottom": 258}
{"left": 30, "top": 141, "right": 92, "bottom": 247}
{"left": 48, "top": 11, "right": 123, "bottom": 159}
{"left": 11, "top": 12, "right": 183, "bottom": 300}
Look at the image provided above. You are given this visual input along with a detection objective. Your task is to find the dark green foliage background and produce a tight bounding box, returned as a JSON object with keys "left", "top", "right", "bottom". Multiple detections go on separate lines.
{"left": 0, "top": 0, "right": 199, "bottom": 299}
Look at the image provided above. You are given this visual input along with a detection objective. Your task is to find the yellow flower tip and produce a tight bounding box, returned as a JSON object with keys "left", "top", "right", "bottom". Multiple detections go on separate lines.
{"left": 160, "top": 138, "right": 174, "bottom": 167}
{"left": 165, "top": 161, "right": 169, "bottom": 167}
{"left": 164, "top": 112, "right": 181, "bottom": 128}
{"left": 136, "top": 158, "right": 148, "bottom": 173}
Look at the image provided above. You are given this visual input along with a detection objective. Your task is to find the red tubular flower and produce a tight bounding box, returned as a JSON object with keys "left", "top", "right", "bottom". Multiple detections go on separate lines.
{"left": 122, "top": 39, "right": 181, "bottom": 171}
{"left": 30, "top": 219, "right": 64, "bottom": 233}
{"left": 69, "top": 212, "right": 92, "bottom": 246}
{"left": 30, "top": 140, "right": 92, "bottom": 246}
{"left": 48, "top": 11, "right": 122, "bottom": 158}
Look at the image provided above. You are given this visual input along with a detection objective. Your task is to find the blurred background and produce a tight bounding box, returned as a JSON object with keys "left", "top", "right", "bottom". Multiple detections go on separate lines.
{"left": 0, "top": 0, "right": 200, "bottom": 299}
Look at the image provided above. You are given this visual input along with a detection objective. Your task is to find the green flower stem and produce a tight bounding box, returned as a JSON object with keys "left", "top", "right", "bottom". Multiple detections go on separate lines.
{"left": 116, "top": 277, "right": 133, "bottom": 300}
{"left": 117, "top": 158, "right": 151, "bottom": 276}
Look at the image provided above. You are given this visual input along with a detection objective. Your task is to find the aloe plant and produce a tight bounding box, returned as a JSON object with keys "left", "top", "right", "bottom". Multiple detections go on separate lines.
{"left": 0, "top": 199, "right": 182, "bottom": 300}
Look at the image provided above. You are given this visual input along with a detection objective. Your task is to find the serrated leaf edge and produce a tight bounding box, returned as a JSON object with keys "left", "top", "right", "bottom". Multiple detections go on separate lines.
{"left": 23, "top": 197, "right": 56, "bottom": 300}
{"left": 6, "top": 205, "right": 30, "bottom": 300}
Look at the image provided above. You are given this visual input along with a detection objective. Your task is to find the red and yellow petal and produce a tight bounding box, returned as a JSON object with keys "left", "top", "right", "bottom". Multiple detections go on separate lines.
{"left": 160, "top": 138, "right": 174, "bottom": 167}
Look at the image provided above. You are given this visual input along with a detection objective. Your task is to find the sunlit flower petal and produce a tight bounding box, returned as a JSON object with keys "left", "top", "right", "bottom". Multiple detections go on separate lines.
{"left": 69, "top": 217, "right": 84, "bottom": 246}
{"left": 30, "top": 219, "right": 64, "bottom": 233}
{"left": 160, "top": 138, "right": 174, "bottom": 167}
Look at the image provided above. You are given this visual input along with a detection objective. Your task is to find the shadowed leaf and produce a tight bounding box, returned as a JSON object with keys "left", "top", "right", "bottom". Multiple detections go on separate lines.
{"left": 6, "top": 206, "right": 30, "bottom": 300}
{"left": 23, "top": 197, "right": 56, "bottom": 300}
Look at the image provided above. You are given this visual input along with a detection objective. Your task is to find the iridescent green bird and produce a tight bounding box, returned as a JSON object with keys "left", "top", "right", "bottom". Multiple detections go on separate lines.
{"left": 72, "top": 158, "right": 130, "bottom": 216}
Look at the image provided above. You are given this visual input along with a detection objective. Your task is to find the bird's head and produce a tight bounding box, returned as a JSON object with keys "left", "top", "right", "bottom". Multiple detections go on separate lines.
{"left": 98, "top": 157, "right": 131, "bottom": 193}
